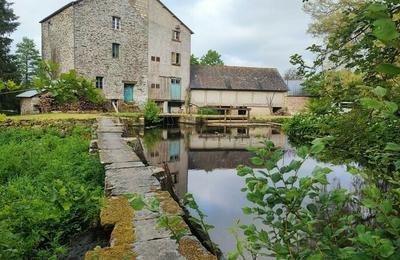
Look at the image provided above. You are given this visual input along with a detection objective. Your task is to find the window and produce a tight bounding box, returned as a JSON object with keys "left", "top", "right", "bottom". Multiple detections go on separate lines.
{"left": 172, "top": 30, "right": 180, "bottom": 41}
{"left": 156, "top": 57, "right": 160, "bottom": 62}
{"left": 171, "top": 78, "right": 181, "bottom": 84}
{"left": 112, "top": 43, "right": 120, "bottom": 58}
{"left": 96, "top": 77, "right": 104, "bottom": 89}
{"left": 171, "top": 52, "right": 181, "bottom": 66}
{"left": 151, "top": 83, "right": 160, "bottom": 89}
{"left": 151, "top": 56, "right": 156, "bottom": 61}
{"left": 112, "top": 16, "right": 121, "bottom": 30}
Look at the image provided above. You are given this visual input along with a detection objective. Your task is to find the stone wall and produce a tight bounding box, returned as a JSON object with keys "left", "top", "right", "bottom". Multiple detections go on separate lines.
{"left": 20, "top": 97, "right": 40, "bottom": 115}
{"left": 148, "top": 0, "right": 191, "bottom": 104}
{"left": 285, "top": 96, "right": 310, "bottom": 115}
{"left": 41, "top": 6, "right": 75, "bottom": 75}
{"left": 73, "top": 0, "right": 149, "bottom": 104}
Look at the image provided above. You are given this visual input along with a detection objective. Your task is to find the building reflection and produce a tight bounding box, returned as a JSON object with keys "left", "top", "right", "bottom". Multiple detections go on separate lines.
{"left": 142, "top": 125, "right": 285, "bottom": 198}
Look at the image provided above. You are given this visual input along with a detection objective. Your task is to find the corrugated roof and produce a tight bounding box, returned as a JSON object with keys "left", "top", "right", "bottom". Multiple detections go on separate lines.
{"left": 190, "top": 65, "right": 288, "bottom": 92}
{"left": 39, "top": 0, "right": 194, "bottom": 34}
{"left": 16, "top": 90, "right": 39, "bottom": 98}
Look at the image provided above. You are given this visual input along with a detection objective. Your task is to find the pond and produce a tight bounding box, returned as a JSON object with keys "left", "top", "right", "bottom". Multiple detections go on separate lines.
{"left": 139, "top": 125, "right": 360, "bottom": 256}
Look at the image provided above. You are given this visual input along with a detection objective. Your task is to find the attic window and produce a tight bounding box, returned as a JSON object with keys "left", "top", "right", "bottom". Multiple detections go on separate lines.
{"left": 172, "top": 29, "right": 181, "bottom": 41}
{"left": 112, "top": 16, "right": 121, "bottom": 30}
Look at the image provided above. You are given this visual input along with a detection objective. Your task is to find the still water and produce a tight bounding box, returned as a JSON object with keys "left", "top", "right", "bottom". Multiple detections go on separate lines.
{"left": 140, "top": 125, "right": 359, "bottom": 255}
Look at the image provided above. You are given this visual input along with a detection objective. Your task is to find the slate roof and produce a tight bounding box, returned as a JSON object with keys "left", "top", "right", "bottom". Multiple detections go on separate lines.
{"left": 190, "top": 65, "right": 288, "bottom": 92}
{"left": 16, "top": 90, "right": 40, "bottom": 98}
{"left": 39, "top": 0, "right": 194, "bottom": 34}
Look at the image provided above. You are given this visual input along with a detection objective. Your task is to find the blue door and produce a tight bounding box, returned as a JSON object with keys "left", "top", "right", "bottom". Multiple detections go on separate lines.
{"left": 124, "top": 84, "right": 134, "bottom": 103}
{"left": 168, "top": 140, "right": 180, "bottom": 161}
{"left": 170, "top": 78, "right": 181, "bottom": 100}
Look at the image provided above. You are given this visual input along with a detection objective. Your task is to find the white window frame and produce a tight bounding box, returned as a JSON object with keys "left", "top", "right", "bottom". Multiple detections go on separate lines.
{"left": 171, "top": 52, "right": 181, "bottom": 66}
{"left": 96, "top": 77, "right": 104, "bottom": 89}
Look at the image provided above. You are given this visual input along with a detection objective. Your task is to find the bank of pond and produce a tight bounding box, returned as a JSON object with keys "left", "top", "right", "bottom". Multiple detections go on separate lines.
{"left": 0, "top": 121, "right": 375, "bottom": 258}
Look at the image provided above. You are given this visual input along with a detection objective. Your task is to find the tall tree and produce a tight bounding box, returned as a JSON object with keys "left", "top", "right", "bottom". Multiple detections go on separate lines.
{"left": 200, "top": 50, "right": 224, "bottom": 66}
{"left": 0, "top": 0, "right": 19, "bottom": 81}
{"left": 15, "top": 37, "right": 40, "bottom": 86}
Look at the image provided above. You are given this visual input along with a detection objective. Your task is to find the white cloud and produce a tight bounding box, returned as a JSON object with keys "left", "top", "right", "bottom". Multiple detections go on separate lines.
{"left": 10, "top": 0, "right": 317, "bottom": 73}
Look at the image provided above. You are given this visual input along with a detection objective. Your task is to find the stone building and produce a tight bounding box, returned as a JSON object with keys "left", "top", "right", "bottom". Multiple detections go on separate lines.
{"left": 190, "top": 65, "right": 288, "bottom": 116}
{"left": 40, "top": 0, "right": 192, "bottom": 113}
{"left": 16, "top": 90, "right": 41, "bottom": 115}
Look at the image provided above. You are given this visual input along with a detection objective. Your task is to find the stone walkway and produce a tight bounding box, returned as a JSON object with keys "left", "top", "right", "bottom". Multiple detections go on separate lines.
{"left": 87, "top": 117, "right": 216, "bottom": 260}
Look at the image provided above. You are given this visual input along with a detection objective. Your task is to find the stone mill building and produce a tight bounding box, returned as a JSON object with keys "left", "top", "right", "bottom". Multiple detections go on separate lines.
{"left": 40, "top": 0, "right": 193, "bottom": 113}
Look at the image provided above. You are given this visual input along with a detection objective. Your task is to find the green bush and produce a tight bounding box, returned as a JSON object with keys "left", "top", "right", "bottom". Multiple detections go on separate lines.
{"left": 34, "top": 61, "right": 105, "bottom": 106}
{"left": 0, "top": 113, "right": 6, "bottom": 122}
{"left": 143, "top": 100, "right": 161, "bottom": 125}
{"left": 0, "top": 123, "right": 104, "bottom": 259}
{"left": 198, "top": 107, "right": 219, "bottom": 115}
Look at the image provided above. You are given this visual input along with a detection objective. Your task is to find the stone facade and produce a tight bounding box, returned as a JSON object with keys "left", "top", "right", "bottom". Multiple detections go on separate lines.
{"left": 20, "top": 97, "right": 40, "bottom": 115}
{"left": 41, "top": 5, "right": 75, "bottom": 74}
{"left": 148, "top": 0, "right": 191, "bottom": 111}
{"left": 41, "top": 0, "right": 192, "bottom": 110}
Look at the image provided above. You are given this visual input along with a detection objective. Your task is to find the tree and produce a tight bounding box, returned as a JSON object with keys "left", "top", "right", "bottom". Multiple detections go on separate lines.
{"left": 303, "top": 0, "right": 367, "bottom": 39}
{"left": 200, "top": 50, "right": 224, "bottom": 66}
{"left": 15, "top": 37, "right": 40, "bottom": 86}
{"left": 190, "top": 54, "right": 200, "bottom": 65}
{"left": 0, "top": 0, "right": 19, "bottom": 81}
{"left": 283, "top": 67, "right": 303, "bottom": 81}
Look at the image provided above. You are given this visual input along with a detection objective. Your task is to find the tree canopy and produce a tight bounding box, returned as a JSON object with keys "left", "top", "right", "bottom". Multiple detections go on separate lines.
{"left": 0, "top": 0, "right": 19, "bottom": 82}
{"left": 191, "top": 50, "right": 224, "bottom": 66}
{"left": 15, "top": 37, "right": 41, "bottom": 86}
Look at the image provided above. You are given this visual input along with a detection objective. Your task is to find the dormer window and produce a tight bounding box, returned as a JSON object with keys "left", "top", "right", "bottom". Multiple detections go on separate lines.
{"left": 112, "top": 16, "right": 121, "bottom": 30}
{"left": 172, "top": 26, "right": 181, "bottom": 41}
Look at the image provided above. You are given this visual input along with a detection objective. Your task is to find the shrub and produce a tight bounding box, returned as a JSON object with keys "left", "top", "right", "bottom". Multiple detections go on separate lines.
{"left": 198, "top": 107, "right": 219, "bottom": 115}
{"left": 0, "top": 113, "right": 6, "bottom": 122}
{"left": 34, "top": 61, "right": 105, "bottom": 107}
{"left": 0, "top": 123, "right": 104, "bottom": 259}
{"left": 230, "top": 140, "right": 400, "bottom": 260}
{"left": 143, "top": 100, "right": 161, "bottom": 125}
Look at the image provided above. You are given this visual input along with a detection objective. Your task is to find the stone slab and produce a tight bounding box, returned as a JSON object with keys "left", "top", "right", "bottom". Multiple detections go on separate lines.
{"left": 106, "top": 167, "right": 161, "bottom": 195}
{"left": 133, "top": 238, "right": 185, "bottom": 260}
{"left": 105, "top": 161, "right": 145, "bottom": 170}
{"left": 99, "top": 149, "right": 141, "bottom": 164}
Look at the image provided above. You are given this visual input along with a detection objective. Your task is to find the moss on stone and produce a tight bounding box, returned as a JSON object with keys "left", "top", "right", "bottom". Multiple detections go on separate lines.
{"left": 155, "top": 191, "right": 183, "bottom": 215}
{"left": 85, "top": 197, "right": 136, "bottom": 260}
{"left": 178, "top": 238, "right": 218, "bottom": 260}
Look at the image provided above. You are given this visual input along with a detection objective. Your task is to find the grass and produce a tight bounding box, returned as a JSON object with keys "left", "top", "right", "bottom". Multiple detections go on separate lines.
{"left": 5, "top": 112, "right": 143, "bottom": 122}
{"left": 0, "top": 123, "right": 105, "bottom": 259}
{"left": 7, "top": 113, "right": 101, "bottom": 121}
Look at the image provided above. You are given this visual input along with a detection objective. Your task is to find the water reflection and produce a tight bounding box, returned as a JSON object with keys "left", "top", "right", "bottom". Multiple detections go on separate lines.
{"left": 140, "top": 125, "right": 359, "bottom": 255}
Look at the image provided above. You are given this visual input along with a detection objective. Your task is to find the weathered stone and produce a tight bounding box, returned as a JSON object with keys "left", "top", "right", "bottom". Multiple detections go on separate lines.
{"left": 105, "top": 161, "right": 145, "bottom": 170}
{"left": 133, "top": 238, "right": 185, "bottom": 260}
{"left": 99, "top": 149, "right": 141, "bottom": 164}
{"left": 105, "top": 167, "right": 160, "bottom": 195}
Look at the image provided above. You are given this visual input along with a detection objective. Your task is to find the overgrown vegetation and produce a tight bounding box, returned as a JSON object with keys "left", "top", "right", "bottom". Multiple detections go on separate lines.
{"left": 143, "top": 100, "right": 162, "bottom": 125}
{"left": 34, "top": 61, "right": 105, "bottom": 110}
{"left": 230, "top": 1, "right": 400, "bottom": 259}
{"left": 0, "top": 122, "right": 104, "bottom": 259}
{"left": 230, "top": 140, "right": 400, "bottom": 259}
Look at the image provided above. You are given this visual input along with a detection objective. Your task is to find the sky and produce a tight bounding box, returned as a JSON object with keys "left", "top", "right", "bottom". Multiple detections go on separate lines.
{"left": 9, "top": 0, "right": 317, "bottom": 75}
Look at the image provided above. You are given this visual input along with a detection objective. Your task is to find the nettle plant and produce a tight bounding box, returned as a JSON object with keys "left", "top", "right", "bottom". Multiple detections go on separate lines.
{"left": 229, "top": 139, "right": 400, "bottom": 260}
